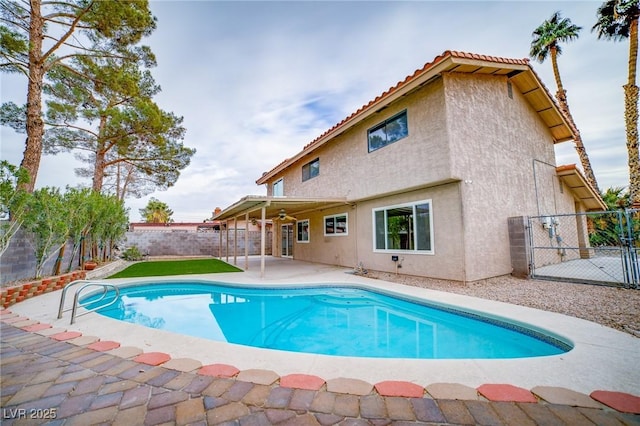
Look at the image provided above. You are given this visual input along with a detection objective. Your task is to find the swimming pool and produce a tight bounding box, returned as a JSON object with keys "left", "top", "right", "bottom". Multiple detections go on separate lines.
{"left": 84, "top": 281, "right": 572, "bottom": 359}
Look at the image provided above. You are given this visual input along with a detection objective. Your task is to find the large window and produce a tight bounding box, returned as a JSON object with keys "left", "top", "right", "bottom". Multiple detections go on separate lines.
{"left": 297, "top": 220, "right": 309, "bottom": 242}
{"left": 273, "top": 178, "right": 283, "bottom": 197}
{"left": 373, "top": 200, "right": 433, "bottom": 253}
{"left": 302, "top": 158, "right": 319, "bottom": 182}
{"left": 324, "top": 213, "right": 348, "bottom": 236}
{"left": 368, "top": 110, "right": 408, "bottom": 152}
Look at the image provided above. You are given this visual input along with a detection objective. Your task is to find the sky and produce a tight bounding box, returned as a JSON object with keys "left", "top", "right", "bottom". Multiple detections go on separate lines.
{"left": 0, "top": 1, "right": 632, "bottom": 222}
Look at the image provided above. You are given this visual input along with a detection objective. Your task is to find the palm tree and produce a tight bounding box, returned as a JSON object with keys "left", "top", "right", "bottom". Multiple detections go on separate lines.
{"left": 139, "top": 197, "right": 174, "bottom": 223}
{"left": 593, "top": 0, "right": 639, "bottom": 208}
{"left": 530, "top": 11, "right": 601, "bottom": 195}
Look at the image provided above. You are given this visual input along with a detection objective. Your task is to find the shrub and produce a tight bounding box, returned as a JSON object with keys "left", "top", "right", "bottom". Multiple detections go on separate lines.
{"left": 122, "top": 245, "right": 143, "bottom": 261}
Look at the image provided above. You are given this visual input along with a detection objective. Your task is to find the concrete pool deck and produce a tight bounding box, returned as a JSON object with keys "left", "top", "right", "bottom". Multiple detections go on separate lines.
{"left": 5, "top": 256, "right": 640, "bottom": 398}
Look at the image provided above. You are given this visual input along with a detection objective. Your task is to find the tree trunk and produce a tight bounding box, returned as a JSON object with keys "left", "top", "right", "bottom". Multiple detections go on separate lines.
{"left": 626, "top": 18, "right": 639, "bottom": 208}
{"left": 21, "top": 0, "right": 45, "bottom": 192}
{"left": 92, "top": 117, "right": 108, "bottom": 192}
{"left": 53, "top": 244, "right": 65, "bottom": 275}
{"left": 551, "top": 48, "right": 600, "bottom": 195}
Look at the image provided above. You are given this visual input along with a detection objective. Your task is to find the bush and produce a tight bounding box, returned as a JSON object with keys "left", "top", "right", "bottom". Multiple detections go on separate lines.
{"left": 122, "top": 245, "right": 143, "bottom": 261}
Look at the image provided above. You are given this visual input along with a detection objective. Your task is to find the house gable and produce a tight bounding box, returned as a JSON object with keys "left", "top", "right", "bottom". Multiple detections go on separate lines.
{"left": 257, "top": 50, "right": 574, "bottom": 190}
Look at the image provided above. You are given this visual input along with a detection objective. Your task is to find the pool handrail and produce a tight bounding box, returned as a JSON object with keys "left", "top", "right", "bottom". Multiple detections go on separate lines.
{"left": 57, "top": 280, "right": 120, "bottom": 324}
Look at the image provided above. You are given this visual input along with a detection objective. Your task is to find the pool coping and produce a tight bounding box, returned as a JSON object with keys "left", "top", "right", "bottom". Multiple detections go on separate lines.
{"left": 6, "top": 259, "right": 640, "bottom": 397}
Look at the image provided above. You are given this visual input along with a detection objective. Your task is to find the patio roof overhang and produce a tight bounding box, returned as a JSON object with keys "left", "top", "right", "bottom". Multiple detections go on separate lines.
{"left": 213, "top": 195, "right": 352, "bottom": 221}
{"left": 213, "top": 196, "right": 352, "bottom": 278}
{"left": 556, "top": 164, "right": 607, "bottom": 211}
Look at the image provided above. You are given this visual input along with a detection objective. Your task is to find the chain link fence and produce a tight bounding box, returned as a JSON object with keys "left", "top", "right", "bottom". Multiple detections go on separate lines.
{"left": 528, "top": 210, "right": 639, "bottom": 289}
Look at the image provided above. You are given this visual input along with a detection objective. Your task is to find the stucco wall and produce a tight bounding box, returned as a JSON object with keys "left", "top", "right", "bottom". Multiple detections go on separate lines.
{"left": 443, "top": 72, "right": 576, "bottom": 280}
{"left": 355, "top": 184, "right": 465, "bottom": 280}
{"left": 264, "top": 71, "right": 582, "bottom": 282}
{"left": 267, "top": 78, "right": 452, "bottom": 200}
{"left": 284, "top": 205, "right": 358, "bottom": 267}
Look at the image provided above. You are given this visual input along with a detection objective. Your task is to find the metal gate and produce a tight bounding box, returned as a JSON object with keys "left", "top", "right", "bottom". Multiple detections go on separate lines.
{"left": 528, "top": 210, "right": 639, "bottom": 288}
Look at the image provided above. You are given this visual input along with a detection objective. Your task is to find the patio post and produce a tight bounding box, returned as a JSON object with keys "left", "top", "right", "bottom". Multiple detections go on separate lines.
{"left": 261, "top": 206, "right": 266, "bottom": 278}
{"left": 225, "top": 220, "right": 229, "bottom": 263}
{"left": 233, "top": 216, "right": 238, "bottom": 265}
{"left": 245, "top": 212, "right": 249, "bottom": 270}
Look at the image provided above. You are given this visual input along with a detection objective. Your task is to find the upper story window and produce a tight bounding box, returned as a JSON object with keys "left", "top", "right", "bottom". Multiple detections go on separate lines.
{"left": 302, "top": 158, "right": 319, "bottom": 182}
{"left": 367, "top": 110, "right": 408, "bottom": 152}
{"left": 324, "top": 213, "right": 348, "bottom": 236}
{"left": 373, "top": 200, "right": 433, "bottom": 253}
{"left": 273, "top": 178, "right": 284, "bottom": 197}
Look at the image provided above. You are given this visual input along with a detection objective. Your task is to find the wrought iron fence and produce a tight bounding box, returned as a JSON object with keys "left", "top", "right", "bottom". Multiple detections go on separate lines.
{"left": 528, "top": 210, "right": 639, "bottom": 289}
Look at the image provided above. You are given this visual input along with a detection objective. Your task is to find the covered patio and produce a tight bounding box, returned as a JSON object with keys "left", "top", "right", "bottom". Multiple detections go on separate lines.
{"left": 213, "top": 195, "right": 352, "bottom": 277}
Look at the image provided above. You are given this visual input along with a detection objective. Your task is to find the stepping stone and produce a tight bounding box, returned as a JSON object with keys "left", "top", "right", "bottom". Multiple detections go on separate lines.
{"left": 590, "top": 390, "right": 640, "bottom": 414}
{"left": 108, "top": 346, "right": 143, "bottom": 359}
{"left": 163, "top": 358, "right": 202, "bottom": 372}
{"left": 198, "top": 363, "right": 240, "bottom": 378}
{"left": 532, "top": 386, "right": 602, "bottom": 408}
{"left": 280, "top": 374, "right": 325, "bottom": 390}
{"left": 426, "top": 383, "right": 479, "bottom": 400}
{"left": 87, "top": 341, "right": 121, "bottom": 352}
{"left": 51, "top": 331, "right": 83, "bottom": 341}
{"left": 478, "top": 384, "right": 537, "bottom": 403}
{"left": 134, "top": 352, "right": 171, "bottom": 366}
{"left": 236, "top": 369, "right": 280, "bottom": 385}
{"left": 375, "top": 380, "right": 424, "bottom": 398}
{"left": 37, "top": 327, "right": 68, "bottom": 336}
{"left": 69, "top": 335, "right": 100, "bottom": 346}
{"left": 22, "top": 323, "right": 52, "bottom": 332}
{"left": 326, "top": 377, "right": 373, "bottom": 396}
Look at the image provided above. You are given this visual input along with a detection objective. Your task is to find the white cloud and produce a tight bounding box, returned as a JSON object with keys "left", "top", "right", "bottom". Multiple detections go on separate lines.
{"left": 1, "top": 1, "right": 633, "bottom": 220}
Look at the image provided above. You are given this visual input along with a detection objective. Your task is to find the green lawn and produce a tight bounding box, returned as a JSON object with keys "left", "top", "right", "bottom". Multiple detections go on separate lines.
{"left": 107, "top": 259, "right": 242, "bottom": 278}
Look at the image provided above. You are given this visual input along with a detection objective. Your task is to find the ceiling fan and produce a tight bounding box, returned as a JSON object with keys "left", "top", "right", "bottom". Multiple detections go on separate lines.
{"left": 272, "top": 208, "right": 297, "bottom": 222}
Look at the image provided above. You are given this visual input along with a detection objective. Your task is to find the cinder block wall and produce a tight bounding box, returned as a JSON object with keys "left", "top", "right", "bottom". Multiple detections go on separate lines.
{"left": 122, "top": 231, "right": 273, "bottom": 257}
{"left": 0, "top": 227, "right": 76, "bottom": 285}
{"left": 1, "top": 227, "right": 273, "bottom": 285}
{"left": 508, "top": 216, "right": 531, "bottom": 279}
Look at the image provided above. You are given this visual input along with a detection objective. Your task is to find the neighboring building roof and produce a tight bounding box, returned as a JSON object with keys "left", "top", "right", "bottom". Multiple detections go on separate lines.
{"left": 556, "top": 164, "right": 607, "bottom": 211}
{"left": 257, "top": 50, "right": 575, "bottom": 185}
{"left": 128, "top": 222, "right": 220, "bottom": 232}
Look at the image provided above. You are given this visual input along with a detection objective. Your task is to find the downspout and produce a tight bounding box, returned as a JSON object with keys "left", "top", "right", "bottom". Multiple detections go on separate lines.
{"left": 458, "top": 181, "right": 468, "bottom": 283}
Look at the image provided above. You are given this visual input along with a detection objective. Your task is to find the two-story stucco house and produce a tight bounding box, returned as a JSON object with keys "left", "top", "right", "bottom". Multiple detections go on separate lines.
{"left": 215, "top": 50, "right": 604, "bottom": 281}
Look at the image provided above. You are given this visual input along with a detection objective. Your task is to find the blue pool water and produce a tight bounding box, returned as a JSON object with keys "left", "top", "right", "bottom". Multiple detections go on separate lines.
{"left": 85, "top": 282, "right": 571, "bottom": 359}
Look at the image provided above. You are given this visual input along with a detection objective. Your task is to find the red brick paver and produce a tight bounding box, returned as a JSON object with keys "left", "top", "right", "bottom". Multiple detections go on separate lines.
{"left": 280, "top": 373, "right": 325, "bottom": 390}
{"left": 22, "top": 323, "right": 52, "bottom": 332}
{"left": 87, "top": 340, "right": 121, "bottom": 351}
{"left": 133, "top": 351, "right": 171, "bottom": 366}
{"left": 51, "top": 331, "right": 83, "bottom": 341}
{"left": 590, "top": 390, "right": 640, "bottom": 414}
{"left": 375, "top": 380, "right": 424, "bottom": 398}
{"left": 198, "top": 363, "right": 240, "bottom": 378}
{"left": 478, "top": 383, "right": 538, "bottom": 403}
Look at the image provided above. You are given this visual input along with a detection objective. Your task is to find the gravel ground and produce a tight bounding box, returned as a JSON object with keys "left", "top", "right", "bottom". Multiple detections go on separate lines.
{"left": 366, "top": 271, "right": 640, "bottom": 338}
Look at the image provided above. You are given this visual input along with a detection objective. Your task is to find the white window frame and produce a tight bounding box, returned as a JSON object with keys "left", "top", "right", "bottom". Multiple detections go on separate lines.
{"left": 324, "top": 213, "right": 348, "bottom": 236}
{"left": 272, "top": 178, "right": 284, "bottom": 197}
{"left": 372, "top": 199, "right": 434, "bottom": 254}
{"left": 296, "top": 219, "right": 310, "bottom": 243}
